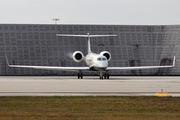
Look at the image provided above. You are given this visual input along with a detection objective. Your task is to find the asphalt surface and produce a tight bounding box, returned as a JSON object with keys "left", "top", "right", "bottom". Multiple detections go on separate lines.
{"left": 0, "top": 76, "right": 179, "bottom": 96}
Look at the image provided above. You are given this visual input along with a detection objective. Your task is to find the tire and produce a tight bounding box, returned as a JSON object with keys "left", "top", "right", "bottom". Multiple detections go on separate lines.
{"left": 104, "top": 74, "right": 107, "bottom": 79}
{"left": 81, "top": 74, "right": 83, "bottom": 79}
{"left": 78, "top": 73, "right": 80, "bottom": 79}
{"left": 107, "top": 74, "right": 109, "bottom": 79}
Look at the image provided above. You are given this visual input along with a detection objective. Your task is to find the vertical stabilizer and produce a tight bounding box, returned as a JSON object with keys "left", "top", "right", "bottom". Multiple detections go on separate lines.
{"left": 87, "top": 33, "right": 92, "bottom": 54}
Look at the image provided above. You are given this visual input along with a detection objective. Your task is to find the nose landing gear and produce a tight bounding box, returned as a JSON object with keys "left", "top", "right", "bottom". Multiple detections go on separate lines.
{"left": 100, "top": 71, "right": 103, "bottom": 79}
{"left": 99, "top": 71, "right": 109, "bottom": 79}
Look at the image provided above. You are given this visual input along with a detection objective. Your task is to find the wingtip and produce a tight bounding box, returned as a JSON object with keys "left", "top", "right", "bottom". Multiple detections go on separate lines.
{"left": 173, "top": 56, "right": 176, "bottom": 66}
{"left": 5, "top": 55, "right": 10, "bottom": 66}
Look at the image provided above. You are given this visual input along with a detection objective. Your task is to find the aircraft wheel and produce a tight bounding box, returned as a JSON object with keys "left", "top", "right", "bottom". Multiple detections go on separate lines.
{"left": 81, "top": 73, "right": 83, "bottom": 79}
{"left": 104, "top": 74, "right": 107, "bottom": 79}
{"left": 107, "top": 74, "right": 109, "bottom": 79}
{"left": 99, "top": 76, "right": 103, "bottom": 79}
{"left": 77, "top": 73, "right": 80, "bottom": 79}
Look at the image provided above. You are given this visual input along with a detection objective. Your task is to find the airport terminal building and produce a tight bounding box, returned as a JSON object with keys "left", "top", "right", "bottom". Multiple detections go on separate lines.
{"left": 0, "top": 24, "right": 179, "bottom": 76}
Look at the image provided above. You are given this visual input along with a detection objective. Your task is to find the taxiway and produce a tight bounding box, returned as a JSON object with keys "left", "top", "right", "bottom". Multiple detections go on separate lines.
{"left": 0, "top": 76, "right": 179, "bottom": 96}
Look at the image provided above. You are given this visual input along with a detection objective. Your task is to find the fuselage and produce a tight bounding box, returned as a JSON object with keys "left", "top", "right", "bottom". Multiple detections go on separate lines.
{"left": 85, "top": 52, "right": 108, "bottom": 71}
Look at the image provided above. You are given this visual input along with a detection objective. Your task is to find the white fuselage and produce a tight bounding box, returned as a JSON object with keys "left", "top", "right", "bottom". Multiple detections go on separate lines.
{"left": 85, "top": 52, "right": 108, "bottom": 71}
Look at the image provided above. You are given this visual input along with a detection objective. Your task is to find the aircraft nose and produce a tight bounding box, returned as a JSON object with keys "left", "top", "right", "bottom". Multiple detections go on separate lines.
{"left": 98, "top": 61, "right": 108, "bottom": 68}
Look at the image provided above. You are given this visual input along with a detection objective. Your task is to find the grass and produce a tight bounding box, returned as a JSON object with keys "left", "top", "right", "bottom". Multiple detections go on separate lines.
{"left": 0, "top": 96, "right": 180, "bottom": 120}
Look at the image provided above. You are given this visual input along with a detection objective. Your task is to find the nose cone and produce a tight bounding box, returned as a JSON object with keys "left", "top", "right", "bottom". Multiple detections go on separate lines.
{"left": 97, "top": 61, "right": 108, "bottom": 68}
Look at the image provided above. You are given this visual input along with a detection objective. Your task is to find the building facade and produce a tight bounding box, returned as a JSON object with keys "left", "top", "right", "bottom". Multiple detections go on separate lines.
{"left": 0, "top": 24, "right": 179, "bottom": 75}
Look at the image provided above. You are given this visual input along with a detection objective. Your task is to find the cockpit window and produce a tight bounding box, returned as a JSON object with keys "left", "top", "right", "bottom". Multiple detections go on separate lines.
{"left": 97, "top": 58, "right": 106, "bottom": 61}
{"left": 102, "top": 58, "right": 106, "bottom": 61}
{"left": 97, "top": 58, "right": 101, "bottom": 61}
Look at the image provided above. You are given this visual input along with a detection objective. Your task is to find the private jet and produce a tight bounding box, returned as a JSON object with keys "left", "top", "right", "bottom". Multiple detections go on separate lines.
{"left": 6, "top": 33, "right": 176, "bottom": 79}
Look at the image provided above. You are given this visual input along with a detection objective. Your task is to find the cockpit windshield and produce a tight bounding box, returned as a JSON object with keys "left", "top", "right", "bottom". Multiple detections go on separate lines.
{"left": 102, "top": 58, "right": 106, "bottom": 61}
{"left": 97, "top": 58, "right": 101, "bottom": 61}
{"left": 97, "top": 57, "right": 106, "bottom": 61}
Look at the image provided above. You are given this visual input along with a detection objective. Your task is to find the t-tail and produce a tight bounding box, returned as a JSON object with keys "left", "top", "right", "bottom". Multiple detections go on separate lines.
{"left": 56, "top": 33, "right": 117, "bottom": 54}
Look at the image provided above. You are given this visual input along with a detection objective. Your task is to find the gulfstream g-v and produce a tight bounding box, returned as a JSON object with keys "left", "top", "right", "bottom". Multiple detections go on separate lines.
{"left": 6, "top": 33, "right": 175, "bottom": 79}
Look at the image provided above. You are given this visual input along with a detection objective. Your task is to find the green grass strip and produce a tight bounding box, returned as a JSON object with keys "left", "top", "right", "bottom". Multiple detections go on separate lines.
{"left": 0, "top": 96, "right": 180, "bottom": 120}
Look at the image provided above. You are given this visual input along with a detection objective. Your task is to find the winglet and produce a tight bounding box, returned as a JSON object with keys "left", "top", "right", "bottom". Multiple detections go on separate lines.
{"left": 173, "top": 56, "right": 176, "bottom": 67}
{"left": 5, "top": 55, "right": 10, "bottom": 66}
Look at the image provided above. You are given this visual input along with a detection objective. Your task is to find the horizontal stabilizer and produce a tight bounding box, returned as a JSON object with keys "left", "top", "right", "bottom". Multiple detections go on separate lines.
{"left": 56, "top": 34, "right": 117, "bottom": 38}
{"left": 56, "top": 33, "right": 117, "bottom": 54}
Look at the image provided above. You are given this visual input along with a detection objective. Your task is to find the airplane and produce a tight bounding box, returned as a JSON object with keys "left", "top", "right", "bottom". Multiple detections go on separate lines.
{"left": 5, "top": 33, "right": 176, "bottom": 79}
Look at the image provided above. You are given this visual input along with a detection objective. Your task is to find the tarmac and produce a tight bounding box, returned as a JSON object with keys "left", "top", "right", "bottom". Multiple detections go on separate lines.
{"left": 0, "top": 76, "right": 179, "bottom": 96}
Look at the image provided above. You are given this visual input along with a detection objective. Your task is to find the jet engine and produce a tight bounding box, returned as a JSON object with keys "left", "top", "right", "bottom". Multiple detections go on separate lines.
{"left": 100, "top": 51, "right": 111, "bottom": 61}
{"left": 72, "top": 51, "right": 84, "bottom": 62}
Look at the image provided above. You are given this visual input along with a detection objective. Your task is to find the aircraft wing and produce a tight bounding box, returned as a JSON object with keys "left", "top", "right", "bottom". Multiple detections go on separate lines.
{"left": 5, "top": 56, "right": 89, "bottom": 72}
{"left": 5, "top": 56, "right": 176, "bottom": 72}
{"left": 106, "top": 56, "right": 176, "bottom": 71}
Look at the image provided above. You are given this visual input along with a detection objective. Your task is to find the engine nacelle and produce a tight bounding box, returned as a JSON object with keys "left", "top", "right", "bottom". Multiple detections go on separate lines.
{"left": 100, "top": 51, "right": 111, "bottom": 61}
{"left": 72, "top": 51, "right": 84, "bottom": 62}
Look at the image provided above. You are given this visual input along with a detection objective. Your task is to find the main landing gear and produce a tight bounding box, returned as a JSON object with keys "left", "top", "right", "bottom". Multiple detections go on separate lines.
{"left": 77, "top": 72, "right": 83, "bottom": 79}
{"left": 77, "top": 71, "right": 109, "bottom": 79}
{"left": 104, "top": 73, "right": 109, "bottom": 79}
{"left": 99, "top": 71, "right": 109, "bottom": 79}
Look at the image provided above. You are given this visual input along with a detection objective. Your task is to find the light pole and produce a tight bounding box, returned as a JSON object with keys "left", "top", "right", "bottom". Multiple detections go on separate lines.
{"left": 53, "top": 18, "right": 59, "bottom": 24}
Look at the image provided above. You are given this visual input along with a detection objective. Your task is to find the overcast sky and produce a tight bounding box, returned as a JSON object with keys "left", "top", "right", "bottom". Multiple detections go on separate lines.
{"left": 0, "top": 0, "right": 180, "bottom": 25}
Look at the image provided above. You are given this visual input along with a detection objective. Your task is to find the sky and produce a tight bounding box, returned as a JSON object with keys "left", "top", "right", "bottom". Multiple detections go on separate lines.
{"left": 0, "top": 0, "right": 180, "bottom": 25}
